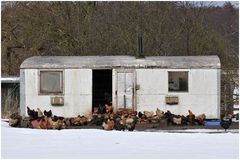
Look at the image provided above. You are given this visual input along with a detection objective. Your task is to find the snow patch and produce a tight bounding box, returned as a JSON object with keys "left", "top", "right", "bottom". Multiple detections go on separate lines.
{"left": 1, "top": 121, "right": 239, "bottom": 159}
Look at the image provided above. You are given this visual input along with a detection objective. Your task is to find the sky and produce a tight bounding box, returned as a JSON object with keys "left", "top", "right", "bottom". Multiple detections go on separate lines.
{"left": 211, "top": 1, "right": 239, "bottom": 7}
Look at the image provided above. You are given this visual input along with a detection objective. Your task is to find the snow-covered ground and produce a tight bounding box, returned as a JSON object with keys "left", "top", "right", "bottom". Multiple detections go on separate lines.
{"left": 1, "top": 121, "right": 239, "bottom": 159}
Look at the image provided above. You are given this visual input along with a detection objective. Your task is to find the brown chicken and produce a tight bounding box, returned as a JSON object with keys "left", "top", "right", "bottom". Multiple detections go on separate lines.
{"left": 173, "top": 116, "right": 182, "bottom": 125}
{"left": 109, "top": 113, "right": 114, "bottom": 120}
{"left": 105, "top": 104, "right": 113, "bottom": 113}
{"left": 143, "top": 111, "right": 154, "bottom": 118}
{"left": 64, "top": 118, "right": 71, "bottom": 126}
{"left": 103, "top": 113, "right": 110, "bottom": 119}
{"left": 187, "top": 110, "right": 196, "bottom": 125}
{"left": 37, "top": 108, "right": 44, "bottom": 118}
{"left": 156, "top": 108, "right": 164, "bottom": 119}
{"left": 85, "top": 114, "right": 93, "bottom": 122}
{"left": 121, "top": 114, "right": 128, "bottom": 120}
{"left": 116, "top": 108, "right": 125, "bottom": 115}
{"left": 136, "top": 118, "right": 147, "bottom": 125}
{"left": 126, "top": 117, "right": 134, "bottom": 124}
{"left": 102, "top": 119, "right": 115, "bottom": 130}
{"left": 9, "top": 119, "right": 20, "bottom": 127}
{"left": 130, "top": 111, "right": 137, "bottom": 117}
{"left": 9, "top": 113, "right": 22, "bottom": 127}
{"left": 150, "top": 115, "right": 160, "bottom": 123}
{"left": 31, "top": 119, "right": 41, "bottom": 129}
{"left": 70, "top": 117, "right": 81, "bottom": 125}
{"left": 93, "top": 107, "right": 98, "bottom": 114}
{"left": 51, "top": 120, "right": 60, "bottom": 129}
{"left": 196, "top": 114, "right": 206, "bottom": 125}
{"left": 79, "top": 116, "right": 88, "bottom": 125}
{"left": 51, "top": 119, "right": 66, "bottom": 130}
{"left": 39, "top": 117, "right": 49, "bottom": 129}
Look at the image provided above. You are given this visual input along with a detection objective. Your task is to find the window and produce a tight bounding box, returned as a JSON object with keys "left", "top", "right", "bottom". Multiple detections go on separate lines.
{"left": 40, "top": 71, "right": 63, "bottom": 94}
{"left": 168, "top": 71, "right": 188, "bottom": 92}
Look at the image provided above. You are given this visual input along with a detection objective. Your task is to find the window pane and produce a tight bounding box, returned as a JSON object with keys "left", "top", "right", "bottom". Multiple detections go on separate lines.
{"left": 40, "top": 71, "right": 62, "bottom": 93}
{"left": 168, "top": 71, "right": 188, "bottom": 92}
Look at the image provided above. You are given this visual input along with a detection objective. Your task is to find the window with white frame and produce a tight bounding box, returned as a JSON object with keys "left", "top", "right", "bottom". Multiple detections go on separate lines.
{"left": 168, "top": 71, "right": 188, "bottom": 92}
{"left": 40, "top": 71, "right": 63, "bottom": 94}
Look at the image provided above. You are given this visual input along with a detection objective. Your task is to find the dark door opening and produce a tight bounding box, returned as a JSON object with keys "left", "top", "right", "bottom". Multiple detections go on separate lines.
{"left": 92, "top": 70, "right": 112, "bottom": 111}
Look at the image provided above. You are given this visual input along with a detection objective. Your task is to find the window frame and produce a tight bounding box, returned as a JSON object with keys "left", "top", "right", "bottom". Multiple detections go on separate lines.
{"left": 168, "top": 71, "right": 189, "bottom": 93}
{"left": 38, "top": 69, "right": 64, "bottom": 95}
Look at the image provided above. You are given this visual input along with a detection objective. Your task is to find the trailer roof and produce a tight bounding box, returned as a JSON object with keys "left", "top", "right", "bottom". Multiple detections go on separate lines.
{"left": 20, "top": 56, "right": 220, "bottom": 69}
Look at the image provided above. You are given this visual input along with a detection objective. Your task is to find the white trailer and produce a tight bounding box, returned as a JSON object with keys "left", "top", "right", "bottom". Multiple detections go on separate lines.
{"left": 20, "top": 56, "right": 221, "bottom": 118}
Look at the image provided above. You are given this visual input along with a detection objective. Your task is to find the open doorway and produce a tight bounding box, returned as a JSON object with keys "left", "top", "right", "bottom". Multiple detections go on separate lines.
{"left": 92, "top": 70, "right": 112, "bottom": 111}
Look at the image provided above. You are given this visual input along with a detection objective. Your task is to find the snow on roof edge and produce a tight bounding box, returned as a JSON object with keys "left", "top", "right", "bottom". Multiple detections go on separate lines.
{"left": 20, "top": 55, "right": 221, "bottom": 69}
{"left": 1, "top": 77, "right": 20, "bottom": 83}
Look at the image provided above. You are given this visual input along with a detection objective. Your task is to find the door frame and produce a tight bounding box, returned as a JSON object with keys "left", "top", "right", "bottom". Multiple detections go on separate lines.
{"left": 112, "top": 69, "right": 136, "bottom": 112}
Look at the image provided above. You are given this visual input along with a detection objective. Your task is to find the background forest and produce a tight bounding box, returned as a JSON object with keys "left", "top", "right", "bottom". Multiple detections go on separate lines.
{"left": 1, "top": 1, "right": 239, "bottom": 114}
{"left": 1, "top": 1, "right": 238, "bottom": 75}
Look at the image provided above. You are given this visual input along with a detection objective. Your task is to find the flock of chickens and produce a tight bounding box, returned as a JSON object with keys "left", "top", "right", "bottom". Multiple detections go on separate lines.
{"left": 8, "top": 104, "right": 209, "bottom": 131}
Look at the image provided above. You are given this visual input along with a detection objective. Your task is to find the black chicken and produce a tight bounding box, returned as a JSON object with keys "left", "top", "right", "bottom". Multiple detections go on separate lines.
{"left": 114, "top": 118, "right": 125, "bottom": 131}
{"left": 27, "top": 107, "right": 38, "bottom": 120}
{"left": 181, "top": 115, "right": 189, "bottom": 125}
{"left": 43, "top": 110, "right": 52, "bottom": 117}
{"left": 220, "top": 117, "right": 232, "bottom": 132}
{"left": 164, "top": 110, "right": 173, "bottom": 125}
{"left": 127, "top": 117, "right": 138, "bottom": 131}
{"left": 98, "top": 104, "right": 106, "bottom": 114}
{"left": 138, "top": 112, "right": 143, "bottom": 118}
{"left": 94, "top": 116, "right": 105, "bottom": 126}
{"left": 52, "top": 115, "right": 65, "bottom": 121}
